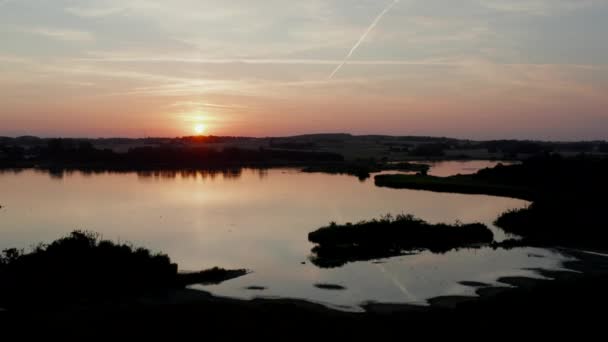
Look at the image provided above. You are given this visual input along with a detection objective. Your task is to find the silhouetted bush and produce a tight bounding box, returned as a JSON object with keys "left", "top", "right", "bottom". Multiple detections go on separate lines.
{"left": 0, "top": 231, "right": 247, "bottom": 307}
{"left": 494, "top": 198, "right": 608, "bottom": 248}
{"left": 0, "top": 231, "right": 175, "bottom": 305}
{"left": 308, "top": 214, "right": 493, "bottom": 268}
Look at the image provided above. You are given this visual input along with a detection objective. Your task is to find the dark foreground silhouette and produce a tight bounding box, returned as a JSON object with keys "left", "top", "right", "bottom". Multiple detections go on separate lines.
{"left": 375, "top": 155, "right": 608, "bottom": 250}
{"left": 1, "top": 249, "right": 606, "bottom": 337}
{"left": 308, "top": 214, "right": 493, "bottom": 268}
{"left": 0, "top": 232, "right": 607, "bottom": 336}
{"left": 0, "top": 231, "right": 247, "bottom": 309}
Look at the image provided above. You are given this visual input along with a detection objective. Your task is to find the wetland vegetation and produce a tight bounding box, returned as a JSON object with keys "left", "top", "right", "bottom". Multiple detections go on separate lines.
{"left": 302, "top": 160, "right": 430, "bottom": 180}
{"left": 308, "top": 214, "right": 493, "bottom": 268}
{"left": 375, "top": 155, "right": 608, "bottom": 250}
{"left": 375, "top": 172, "right": 534, "bottom": 200}
{"left": 0, "top": 231, "right": 247, "bottom": 308}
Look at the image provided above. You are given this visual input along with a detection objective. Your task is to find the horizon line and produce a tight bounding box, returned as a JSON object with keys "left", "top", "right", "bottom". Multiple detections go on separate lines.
{"left": 2, "top": 133, "right": 607, "bottom": 143}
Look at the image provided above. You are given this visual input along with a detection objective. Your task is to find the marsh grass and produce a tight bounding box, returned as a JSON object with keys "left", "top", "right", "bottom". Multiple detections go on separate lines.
{"left": 0, "top": 231, "right": 247, "bottom": 307}
{"left": 308, "top": 214, "right": 493, "bottom": 268}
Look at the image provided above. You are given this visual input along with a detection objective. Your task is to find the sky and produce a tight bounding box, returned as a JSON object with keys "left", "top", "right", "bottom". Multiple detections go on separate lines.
{"left": 1, "top": 0, "right": 607, "bottom": 140}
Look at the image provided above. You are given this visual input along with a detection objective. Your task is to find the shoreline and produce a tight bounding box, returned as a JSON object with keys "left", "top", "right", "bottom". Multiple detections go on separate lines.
{"left": 2, "top": 247, "right": 595, "bottom": 319}
{"left": 135, "top": 246, "right": 605, "bottom": 316}
{"left": 364, "top": 247, "right": 607, "bottom": 313}
{"left": 2, "top": 238, "right": 607, "bottom": 336}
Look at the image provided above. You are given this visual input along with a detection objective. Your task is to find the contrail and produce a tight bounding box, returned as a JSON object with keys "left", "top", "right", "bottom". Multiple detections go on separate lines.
{"left": 329, "top": 0, "right": 400, "bottom": 79}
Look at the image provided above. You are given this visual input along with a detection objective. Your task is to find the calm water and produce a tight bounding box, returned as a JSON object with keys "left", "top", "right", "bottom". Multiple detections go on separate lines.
{"left": 416, "top": 160, "right": 516, "bottom": 177}
{"left": 0, "top": 162, "right": 571, "bottom": 311}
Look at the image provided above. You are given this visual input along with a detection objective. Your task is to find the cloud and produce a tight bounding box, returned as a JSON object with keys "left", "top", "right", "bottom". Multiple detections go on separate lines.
{"left": 24, "top": 28, "right": 94, "bottom": 42}
{"left": 170, "top": 101, "right": 248, "bottom": 110}
{"left": 65, "top": 6, "right": 126, "bottom": 18}
{"left": 76, "top": 55, "right": 460, "bottom": 66}
{"left": 2, "top": 0, "right": 608, "bottom": 139}
{"left": 0, "top": 54, "right": 32, "bottom": 64}
{"left": 478, "top": 0, "right": 601, "bottom": 15}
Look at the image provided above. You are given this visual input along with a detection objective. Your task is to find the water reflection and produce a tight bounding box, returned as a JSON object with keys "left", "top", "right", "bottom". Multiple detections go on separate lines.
{"left": 417, "top": 160, "right": 517, "bottom": 177}
{"left": 0, "top": 160, "right": 511, "bottom": 181}
{"left": 136, "top": 168, "right": 247, "bottom": 181}
{"left": 0, "top": 163, "right": 568, "bottom": 310}
{"left": 196, "top": 247, "right": 572, "bottom": 312}
{"left": 0, "top": 167, "right": 273, "bottom": 181}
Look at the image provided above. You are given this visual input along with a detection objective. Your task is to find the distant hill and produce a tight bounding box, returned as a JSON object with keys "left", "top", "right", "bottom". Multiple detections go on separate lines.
{"left": 1, "top": 134, "right": 606, "bottom": 163}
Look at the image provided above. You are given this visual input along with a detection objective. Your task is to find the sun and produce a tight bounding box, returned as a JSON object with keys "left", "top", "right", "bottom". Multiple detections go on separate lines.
{"left": 193, "top": 123, "right": 206, "bottom": 135}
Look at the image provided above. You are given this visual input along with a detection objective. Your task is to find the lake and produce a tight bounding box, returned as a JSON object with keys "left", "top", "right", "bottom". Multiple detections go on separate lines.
{"left": 0, "top": 161, "right": 571, "bottom": 311}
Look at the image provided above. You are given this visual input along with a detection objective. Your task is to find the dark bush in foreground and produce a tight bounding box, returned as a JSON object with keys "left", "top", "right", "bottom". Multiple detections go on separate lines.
{"left": 308, "top": 214, "right": 493, "bottom": 268}
{"left": 0, "top": 231, "right": 247, "bottom": 307}
{"left": 494, "top": 207, "right": 535, "bottom": 236}
{"left": 494, "top": 200, "right": 608, "bottom": 248}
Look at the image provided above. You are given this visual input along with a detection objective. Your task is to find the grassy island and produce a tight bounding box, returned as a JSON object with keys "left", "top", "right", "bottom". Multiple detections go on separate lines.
{"left": 308, "top": 214, "right": 493, "bottom": 268}
{"left": 302, "top": 161, "right": 430, "bottom": 180}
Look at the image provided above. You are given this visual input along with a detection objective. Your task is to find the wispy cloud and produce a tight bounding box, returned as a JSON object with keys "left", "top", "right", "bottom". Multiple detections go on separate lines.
{"left": 2, "top": 0, "right": 608, "bottom": 139}
{"left": 170, "top": 101, "right": 248, "bottom": 110}
{"left": 478, "top": 0, "right": 602, "bottom": 15}
{"left": 65, "top": 6, "right": 126, "bottom": 18}
{"left": 76, "top": 56, "right": 460, "bottom": 66}
{"left": 24, "top": 28, "right": 94, "bottom": 42}
{"left": 0, "top": 54, "right": 32, "bottom": 64}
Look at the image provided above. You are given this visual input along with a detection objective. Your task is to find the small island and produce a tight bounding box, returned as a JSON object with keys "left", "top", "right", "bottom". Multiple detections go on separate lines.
{"left": 308, "top": 214, "right": 493, "bottom": 268}
{"left": 302, "top": 161, "right": 430, "bottom": 180}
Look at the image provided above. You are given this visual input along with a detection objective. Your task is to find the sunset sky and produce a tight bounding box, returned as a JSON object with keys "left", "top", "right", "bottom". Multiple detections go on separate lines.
{"left": 1, "top": 0, "right": 607, "bottom": 140}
